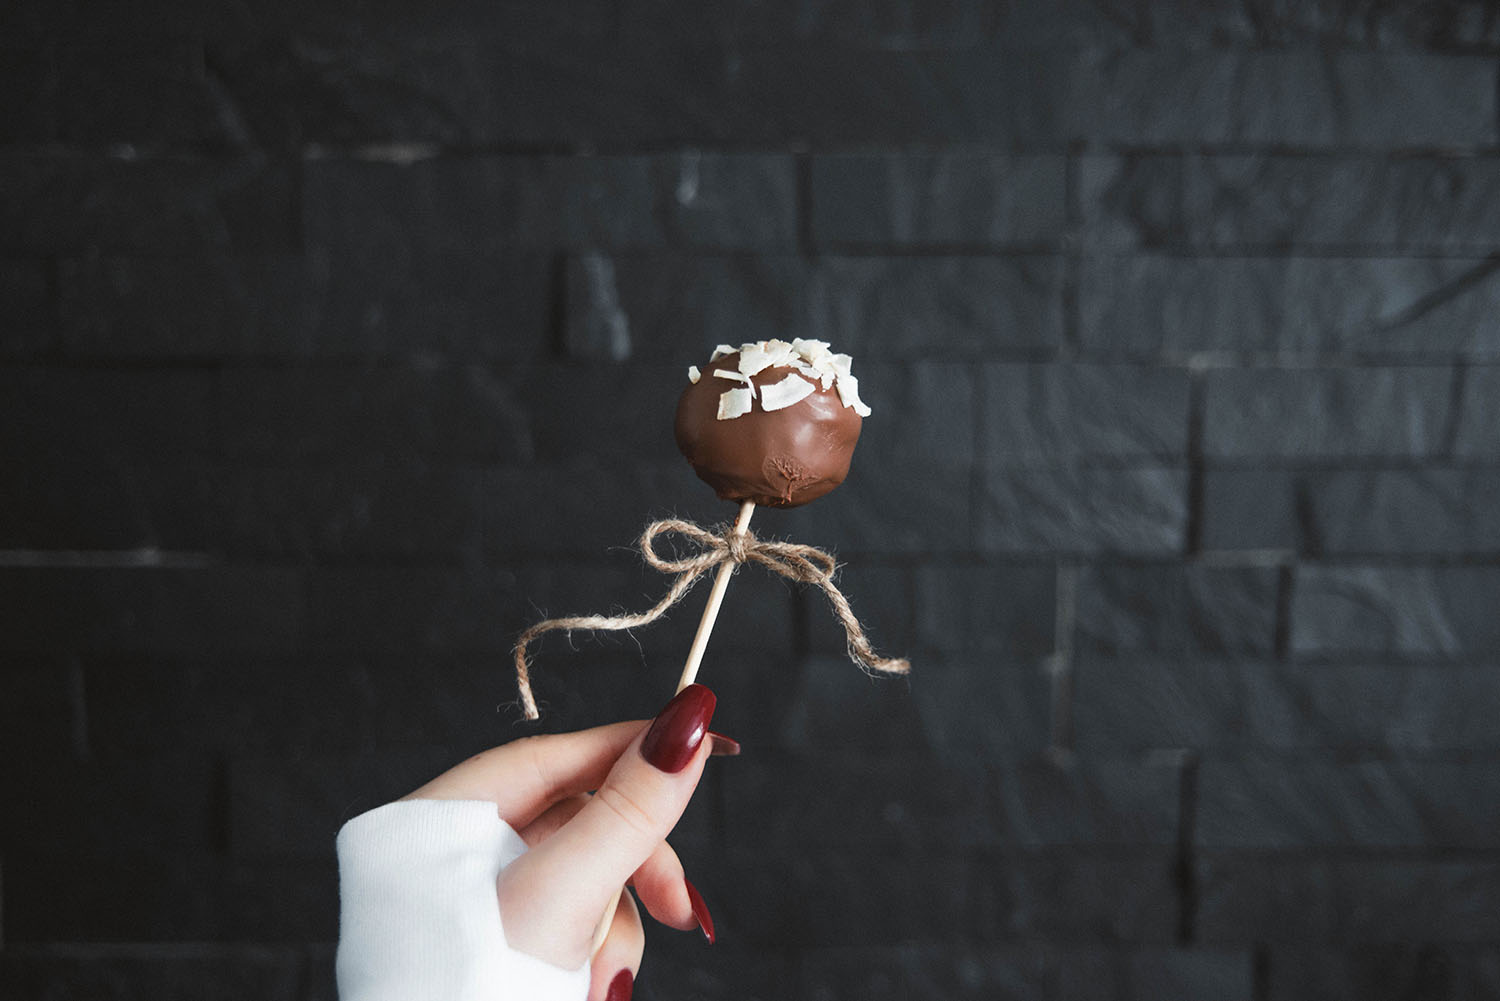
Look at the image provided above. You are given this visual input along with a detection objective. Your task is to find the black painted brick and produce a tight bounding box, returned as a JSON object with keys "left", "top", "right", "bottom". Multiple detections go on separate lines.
{"left": 566, "top": 254, "right": 1065, "bottom": 361}
{"left": 1202, "top": 367, "right": 1453, "bottom": 460}
{"left": 1075, "top": 564, "right": 1279, "bottom": 657}
{"left": 81, "top": 651, "right": 546, "bottom": 760}
{"left": 808, "top": 256, "right": 1066, "bottom": 358}
{"left": 809, "top": 153, "right": 1067, "bottom": 248}
{"left": 1455, "top": 365, "right": 1500, "bottom": 457}
{"left": 619, "top": 0, "right": 1003, "bottom": 50}
{"left": 0, "top": 368, "right": 215, "bottom": 464}
{"left": 0, "top": 664, "right": 73, "bottom": 759}
{"left": 636, "top": 940, "right": 792, "bottom": 1001}
{"left": 1196, "top": 756, "right": 1500, "bottom": 850}
{"left": 1079, "top": 256, "right": 1500, "bottom": 357}
{"left": 717, "top": 848, "right": 981, "bottom": 948}
{"left": 969, "top": 849, "right": 1180, "bottom": 944}
{"left": 979, "top": 364, "right": 1191, "bottom": 462}
{"left": 852, "top": 362, "right": 976, "bottom": 466}
{"left": 53, "top": 41, "right": 234, "bottom": 149}
{"left": 1292, "top": 565, "right": 1500, "bottom": 658}
{"left": 1265, "top": 947, "right": 1500, "bottom": 1001}
{"left": 0, "top": 45, "right": 54, "bottom": 144}
{"left": 721, "top": 46, "right": 1080, "bottom": 147}
{"left": 59, "top": 255, "right": 318, "bottom": 357}
{"left": 1074, "top": 658, "right": 1500, "bottom": 752}
{"left": 1205, "top": 468, "right": 1500, "bottom": 556}
{"left": 800, "top": 562, "right": 915, "bottom": 663}
{"left": 1054, "top": 947, "right": 1254, "bottom": 1001}
{"left": 221, "top": 462, "right": 488, "bottom": 560}
{"left": 728, "top": 651, "right": 923, "bottom": 755}
{"left": 778, "top": 458, "right": 975, "bottom": 555}
{"left": 59, "top": 251, "right": 554, "bottom": 360}
{"left": 0, "top": 946, "right": 304, "bottom": 1001}
{"left": 0, "top": 152, "right": 297, "bottom": 255}
{"left": 214, "top": 36, "right": 741, "bottom": 149}
{"left": 723, "top": 751, "right": 1177, "bottom": 849}
{"left": 563, "top": 254, "right": 807, "bottom": 362}
{"left": 3, "top": 854, "right": 224, "bottom": 943}
{"left": 0, "top": 567, "right": 305, "bottom": 656}
{"left": 0, "top": 259, "right": 53, "bottom": 354}
{"left": 0, "top": 457, "right": 218, "bottom": 551}
{"left": 907, "top": 653, "right": 1054, "bottom": 758}
{"left": 1076, "top": 49, "right": 1495, "bottom": 147}
{"left": 722, "top": 752, "right": 1000, "bottom": 850}
{"left": 913, "top": 563, "right": 1055, "bottom": 655}
{"left": 218, "top": 366, "right": 535, "bottom": 461}
{"left": 1197, "top": 854, "right": 1500, "bottom": 944}
{"left": 978, "top": 466, "right": 1189, "bottom": 556}
{"left": 306, "top": 566, "right": 520, "bottom": 654}
{"left": 1142, "top": 1, "right": 1500, "bottom": 49}
{"left": 228, "top": 747, "right": 457, "bottom": 858}
{"left": 1200, "top": 468, "right": 1300, "bottom": 553}
{"left": 484, "top": 460, "right": 719, "bottom": 557}
{"left": 796, "top": 945, "right": 1050, "bottom": 1001}
{"left": 304, "top": 154, "right": 795, "bottom": 255}
{"left": 1083, "top": 155, "right": 1500, "bottom": 253}
{"left": 0, "top": 754, "right": 215, "bottom": 856}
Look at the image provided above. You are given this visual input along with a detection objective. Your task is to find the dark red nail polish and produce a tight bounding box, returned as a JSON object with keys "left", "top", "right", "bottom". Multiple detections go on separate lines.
{"left": 685, "top": 879, "right": 716, "bottom": 944}
{"left": 605, "top": 969, "right": 633, "bottom": 1001}
{"left": 640, "top": 684, "right": 716, "bottom": 773}
{"left": 708, "top": 731, "right": 741, "bottom": 757}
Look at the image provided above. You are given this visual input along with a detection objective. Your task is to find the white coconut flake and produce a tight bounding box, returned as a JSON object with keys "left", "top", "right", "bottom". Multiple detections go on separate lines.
{"left": 837, "top": 373, "right": 872, "bottom": 417}
{"left": 713, "top": 368, "right": 756, "bottom": 396}
{"left": 738, "top": 339, "right": 795, "bottom": 376}
{"left": 760, "top": 372, "right": 816, "bottom": 411}
{"left": 717, "top": 386, "right": 754, "bottom": 420}
{"left": 691, "top": 338, "right": 874, "bottom": 419}
{"left": 792, "top": 338, "right": 831, "bottom": 363}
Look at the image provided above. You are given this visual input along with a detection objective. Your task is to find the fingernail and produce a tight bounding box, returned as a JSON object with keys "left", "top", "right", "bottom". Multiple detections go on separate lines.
{"left": 605, "top": 969, "right": 633, "bottom": 1001}
{"left": 641, "top": 684, "right": 716, "bottom": 773}
{"left": 708, "top": 731, "right": 741, "bottom": 757}
{"left": 685, "top": 879, "right": 716, "bottom": 944}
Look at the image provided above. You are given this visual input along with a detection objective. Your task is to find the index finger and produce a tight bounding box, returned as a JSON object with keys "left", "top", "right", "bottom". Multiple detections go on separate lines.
{"left": 402, "top": 720, "right": 649, "bottom": 830}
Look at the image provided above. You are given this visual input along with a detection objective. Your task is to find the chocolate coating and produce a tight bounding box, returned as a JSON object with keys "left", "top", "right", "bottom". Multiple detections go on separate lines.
{"left": 674, "top": 351, "right": 863, "bottom": 507}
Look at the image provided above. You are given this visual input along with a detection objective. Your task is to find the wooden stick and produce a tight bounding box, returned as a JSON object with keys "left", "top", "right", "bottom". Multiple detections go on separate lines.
{"left": 675, "top": 499, "right": 756, "bottom": 692}
{"left": 594, "top": 505, "right": 751, "bottom": 956}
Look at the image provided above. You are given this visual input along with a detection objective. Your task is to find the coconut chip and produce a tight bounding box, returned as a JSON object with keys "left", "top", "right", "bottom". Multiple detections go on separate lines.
{"left": 836, "top": 373, "right": 872, "bottom": 418}
{"left": 759, "top": 372, "right": 816, "bottom": 412}
{"left": 738, "top": 338, "right": 796, "bottom": 377}
{"left": 692, "top": 338, "right": 874, "bottom": 419}
{"left": 717, "top": 386, "right": 754, "bottom": 420}
{"left": 713, "top": 368, "right": 756, "bottom": 396}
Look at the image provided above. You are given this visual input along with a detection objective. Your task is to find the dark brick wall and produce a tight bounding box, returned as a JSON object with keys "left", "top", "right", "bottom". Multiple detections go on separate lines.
{"left": 2, "top": 2, "right": 1499, "bottom": 999}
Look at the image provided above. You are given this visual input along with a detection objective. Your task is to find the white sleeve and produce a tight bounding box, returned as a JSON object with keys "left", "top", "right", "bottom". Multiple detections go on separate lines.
{"left": 335, "top": 799, "right": 592, "bottom": 1001}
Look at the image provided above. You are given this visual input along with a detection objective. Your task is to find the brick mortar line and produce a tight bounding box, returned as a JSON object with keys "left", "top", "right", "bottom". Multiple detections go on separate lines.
{"left": 1175, "top": 752, "right": 1201, "bottom": 945}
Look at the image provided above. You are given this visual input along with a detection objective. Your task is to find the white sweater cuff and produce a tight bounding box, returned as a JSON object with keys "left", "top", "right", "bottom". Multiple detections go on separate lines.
{"left": 336, "top": 799, "right": 591, "bottom": 1001}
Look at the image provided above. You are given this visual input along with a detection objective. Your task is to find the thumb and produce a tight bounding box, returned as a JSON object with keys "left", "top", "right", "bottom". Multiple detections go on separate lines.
{"left": 496, "top": 684, "right": 718, "bottom": 969}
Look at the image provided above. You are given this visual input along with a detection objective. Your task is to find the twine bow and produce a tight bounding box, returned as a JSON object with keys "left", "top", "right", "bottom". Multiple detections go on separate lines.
{"left": 512, "top": 518, "right": 910, "bottom": 719}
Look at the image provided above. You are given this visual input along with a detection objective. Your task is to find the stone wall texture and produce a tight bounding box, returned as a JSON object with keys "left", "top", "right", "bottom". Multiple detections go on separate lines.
{"left": 3, "top": 1, "right": 1500, "bottom": 999}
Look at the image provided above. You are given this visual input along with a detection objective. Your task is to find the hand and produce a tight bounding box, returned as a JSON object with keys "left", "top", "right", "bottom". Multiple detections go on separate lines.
{"left": 402, "top": 684, "right": 735, "bottom": 1001}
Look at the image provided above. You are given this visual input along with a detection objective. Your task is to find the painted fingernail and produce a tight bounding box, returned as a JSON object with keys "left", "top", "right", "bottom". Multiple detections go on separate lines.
{"left": 641, "top": 684, "right": 716, "bottom": 773}
{"left": 685, "top": 879, "right": 716, "bottom": 944}
{"left": 708, "top": 731, "right": 741, "bottom": 757}
{"left": 605, "top": 969, "right": 633, "bottom": 1001}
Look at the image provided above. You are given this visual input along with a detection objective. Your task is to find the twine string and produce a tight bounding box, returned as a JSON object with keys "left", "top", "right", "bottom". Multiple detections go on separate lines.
{"left": 512, "top": 518, "right": 911, "bottom": 720}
